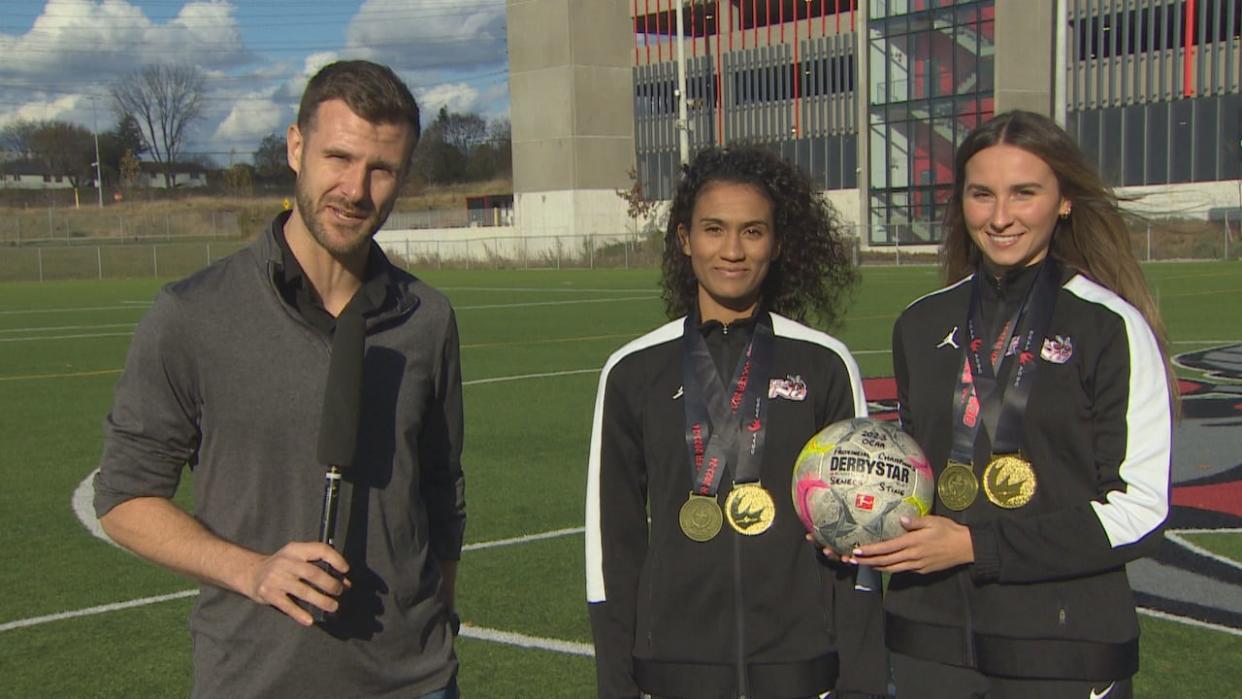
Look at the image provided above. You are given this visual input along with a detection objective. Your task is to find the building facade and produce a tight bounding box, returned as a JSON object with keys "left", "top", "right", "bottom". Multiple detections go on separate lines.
{"left": 508, "top": 0, "right": 1242, "bottom": 248}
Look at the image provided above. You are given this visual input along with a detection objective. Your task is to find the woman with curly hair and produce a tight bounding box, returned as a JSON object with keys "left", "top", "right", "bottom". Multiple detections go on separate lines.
{"left": 586, "top": 145, "right": 886, "bottom": 699}
{"left": 848, "top": 111, "right": 1175, "bottom": 698}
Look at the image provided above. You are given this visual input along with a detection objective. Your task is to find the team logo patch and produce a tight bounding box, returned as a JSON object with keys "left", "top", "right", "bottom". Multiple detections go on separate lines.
{"left": 769, "top": 375, "right": 808, "bottom": 401}
{"left": 1041, "top": 335, "right": 1074, "bottom": 364}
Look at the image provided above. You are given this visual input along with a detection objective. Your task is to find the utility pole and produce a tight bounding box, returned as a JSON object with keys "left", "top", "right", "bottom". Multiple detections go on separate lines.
{"left": 90, "top": 95, "right": 103, "bottom": 208}
{"left": 675, "top": 1, "right": 690, "bottom": 166}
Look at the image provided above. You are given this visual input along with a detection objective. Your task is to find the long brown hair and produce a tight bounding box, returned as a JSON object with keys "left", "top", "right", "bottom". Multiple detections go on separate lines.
{"left": 943, "top": 110, "right": 1179, "bottom": 409}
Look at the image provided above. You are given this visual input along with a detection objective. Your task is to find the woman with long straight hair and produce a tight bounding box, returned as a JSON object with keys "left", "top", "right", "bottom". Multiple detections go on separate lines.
{"left": 848, "top": 110, "right": 1176, "bottom": 698}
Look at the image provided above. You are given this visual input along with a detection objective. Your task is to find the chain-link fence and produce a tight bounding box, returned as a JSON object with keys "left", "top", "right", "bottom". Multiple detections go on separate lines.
{"left": 0, "top": 241, "right": 251, "bottom": 282}
{"left": 1, "top": 219, "right": 1236, "bottom": 282}
{"left": 0, "top": 207, "right": 251, "bottom": 246}
{"left": 378, "top": 233, "right": 664, "bottom": 271}
{"left": 863, "top": 217, "right": 1240, "bottom": 264}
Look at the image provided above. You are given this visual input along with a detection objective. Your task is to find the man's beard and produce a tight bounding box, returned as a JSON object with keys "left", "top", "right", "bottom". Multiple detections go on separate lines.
{"left": 294, "top": 179, "right": 392, "bottom": 258}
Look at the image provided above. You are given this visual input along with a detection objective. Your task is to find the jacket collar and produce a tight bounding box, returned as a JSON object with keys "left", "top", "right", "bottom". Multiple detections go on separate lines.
{"left": 254, "top": 212, "right": 420, "bottom": 325}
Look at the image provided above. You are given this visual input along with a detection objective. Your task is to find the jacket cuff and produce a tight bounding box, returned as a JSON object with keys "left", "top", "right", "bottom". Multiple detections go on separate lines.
{"left": 968, "top": 521, "right": 1001, "bottom": 583}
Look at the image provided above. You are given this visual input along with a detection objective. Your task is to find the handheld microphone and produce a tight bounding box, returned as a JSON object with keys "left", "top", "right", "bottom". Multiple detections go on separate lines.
{"left": 308, "top": 305, "right": 366, "bottom": 623}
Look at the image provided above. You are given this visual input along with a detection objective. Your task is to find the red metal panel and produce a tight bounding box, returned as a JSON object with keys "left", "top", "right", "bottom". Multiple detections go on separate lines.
{"left": 634, "top": 0, "right": 641, "bottom": 65}
{"left": 717, "top": 0, "right": 725, "bottom": 144}
{"left": 754, "top": 0, "right": 759, "bottom": 47}
{"left": 645, "top": 0, "right": 652, "bottom": 63}
{"left": 656, "top": 0, "right": 663, "bottom": 62}
{"left": 1184, "top": 0, "right": 1196, "bottom": 96}
{"left": 691, "top": 0, "right": 697, "bottom": 58}
{"left": 794, "top": 0, "right": 801, "bottom": 136}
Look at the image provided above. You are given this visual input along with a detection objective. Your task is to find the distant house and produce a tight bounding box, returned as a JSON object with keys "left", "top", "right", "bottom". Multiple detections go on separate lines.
{"left": 0, "top": 160, "right": 88, "bottom": 190}
{"left": 137, "top": 161, "right": 209, "bottom": 189}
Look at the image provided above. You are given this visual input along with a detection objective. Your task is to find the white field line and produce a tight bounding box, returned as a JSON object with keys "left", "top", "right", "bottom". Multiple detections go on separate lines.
{"left": 462, "top": 527, "right": 585, "bottom": 553}
{"left": 0, "top": 332, "right": 136, "bottom": 343}
{"left": 455, "top": 296, "right": 654, "bottom": 311}
{"left": 442, "top": 286, "right": 658, "bottom": 295}
{"left": 0, "top": 297, "right": 656, "bottom": 343}
{"left": 463, "top": 368, "right": 599, "bottom": 386}
{"left": 0, "top": 322, "right": 136, "bottom": 334}
{"left": 1137, "top": 607, "right": 1242, "bottom": 637}
{"left": 0, "top": 590, "right": 200, "bottom": 633}
{"left": 458, "top": 625, "right": 594, "bottom": 657}
{"left": 1166, "top": 529, "right": 1242, "bottom": 571}
{"left": 0, "top": 305, "right": 150, "bottom": 315}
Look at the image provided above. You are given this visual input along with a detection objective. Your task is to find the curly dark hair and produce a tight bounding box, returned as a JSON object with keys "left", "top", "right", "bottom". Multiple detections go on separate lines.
{"left": 661, "top": 145, "right": 857, "bottom": 328}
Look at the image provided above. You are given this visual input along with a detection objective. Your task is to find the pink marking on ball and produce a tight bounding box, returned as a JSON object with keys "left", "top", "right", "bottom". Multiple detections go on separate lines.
{"left": 907, "top": 455, "right": 934, "bottom": 480}
{"left": 794, "top": 477, "right": 830, "bottom": 532}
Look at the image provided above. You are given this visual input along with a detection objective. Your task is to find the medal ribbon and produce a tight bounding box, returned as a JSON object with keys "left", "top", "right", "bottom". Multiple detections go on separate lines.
{"left": 949, "top": 259, "right": 1061, "bottom": 463}
{"left": 681, "top": 311, "right": 774, "bottom": 496}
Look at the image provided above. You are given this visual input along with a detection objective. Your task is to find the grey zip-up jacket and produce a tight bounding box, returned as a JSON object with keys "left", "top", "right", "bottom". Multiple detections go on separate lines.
{"left": 95, "top": 218, "right": 466, "bottom": 698}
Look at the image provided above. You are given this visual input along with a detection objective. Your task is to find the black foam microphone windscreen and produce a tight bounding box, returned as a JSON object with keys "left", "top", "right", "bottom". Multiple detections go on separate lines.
{"left": 308, "top": 305, "right": 366, "bottom": 623}
{"left": 317, "top": 306, "right": 366, "bottom": 468}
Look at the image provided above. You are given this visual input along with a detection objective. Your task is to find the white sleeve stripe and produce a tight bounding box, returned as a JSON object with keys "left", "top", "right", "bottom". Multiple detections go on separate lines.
{"left": 585, "top": 319, "right": 683, "bottom": 603}
{"left": 770, "top": 314, "right": 868, "bottom": 417}
{"left": 1065, "top": 277, "right": 1172, "bottom": 548}
{"left": 902, "top": 274, "right": 973, "bottom": 312}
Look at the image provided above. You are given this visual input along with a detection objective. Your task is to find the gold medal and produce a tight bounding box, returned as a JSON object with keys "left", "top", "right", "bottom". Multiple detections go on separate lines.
{"left": 938, "top": 460, "right": 979, "bottom": 511}
{"left": 679, "top": 493, "right": 723, "bottom": 542}
{"left": 724, "top": 482, "right": 776, "bottom": 535}
{"left": 983, "top": 454, "right": 1037, "bottom": 509}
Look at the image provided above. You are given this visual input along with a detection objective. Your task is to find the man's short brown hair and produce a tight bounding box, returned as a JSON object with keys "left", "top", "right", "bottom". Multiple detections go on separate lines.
{"left": 297, "top": 60, "right": 421, "bottom": 144}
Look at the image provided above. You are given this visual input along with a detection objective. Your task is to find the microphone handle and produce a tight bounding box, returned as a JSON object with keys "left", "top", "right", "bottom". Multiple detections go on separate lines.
{"left": 309, "top": 466, "right": 344, "bottom": 623}
{"left": 318, "top": 466, "right": 342, "bottom": 546}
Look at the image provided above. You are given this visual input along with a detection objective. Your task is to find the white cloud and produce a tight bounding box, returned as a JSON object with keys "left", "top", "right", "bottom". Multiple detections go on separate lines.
{"left": 416, "top": 83, "right": 481, "bottom": 116}
{"left": 212, "top": 97, "right": 289, "bottom": 150}
{"left": 0, "top": 0, "right": 511, "bottom": 159}
{"left": 0, "top": 0, "right": 252, "bottom": 80}
{"left": 0, "top": 94, "right": 84, "bottom": 130}
{"left": 344, "top": 0, "right": 506, "bottom": 74}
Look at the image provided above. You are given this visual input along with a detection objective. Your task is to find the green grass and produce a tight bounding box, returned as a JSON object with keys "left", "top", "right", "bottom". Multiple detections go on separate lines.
{"left": 1, "top": 262, "right": 1239, "bottom": 697}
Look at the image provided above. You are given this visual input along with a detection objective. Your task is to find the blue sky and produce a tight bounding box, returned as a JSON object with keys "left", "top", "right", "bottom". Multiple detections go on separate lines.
{"left": 0, "top": 0, "right": 509, "bottom": 163}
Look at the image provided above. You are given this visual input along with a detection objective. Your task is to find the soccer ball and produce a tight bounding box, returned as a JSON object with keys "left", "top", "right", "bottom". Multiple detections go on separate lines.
{"left": 791, "top": 417, "right": 934, "bottom": 553}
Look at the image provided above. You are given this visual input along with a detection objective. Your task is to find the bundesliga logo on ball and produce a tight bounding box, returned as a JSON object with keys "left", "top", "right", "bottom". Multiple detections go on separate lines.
{"left": 792, "top": 418, "right": 934, "bottom": 552}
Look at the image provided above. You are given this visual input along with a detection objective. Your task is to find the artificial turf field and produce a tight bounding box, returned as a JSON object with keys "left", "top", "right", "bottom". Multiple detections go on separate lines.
{"left": 1, "top": 262, "right": 1239, "bottom": 697}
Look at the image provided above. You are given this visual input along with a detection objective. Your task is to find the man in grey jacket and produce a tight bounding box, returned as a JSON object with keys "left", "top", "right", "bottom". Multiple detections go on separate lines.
{"left": 94, "top": 60, "right": 465, "bottom": 698}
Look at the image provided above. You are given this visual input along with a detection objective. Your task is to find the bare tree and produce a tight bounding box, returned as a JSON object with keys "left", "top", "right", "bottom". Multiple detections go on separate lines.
{"left": 110, "top": 64, "right": 206, "bottom": 188}
{"left": 1, "top": 119, "right": 95, "bottom": 187}
{"left": 30, "top": 121, "right": 96, "bottom": 188}
{"left": 435, "top": 107, "right": 487, "bottom": 157}
{"left": 0, "top": 119, "right": 40, "bottom": 159}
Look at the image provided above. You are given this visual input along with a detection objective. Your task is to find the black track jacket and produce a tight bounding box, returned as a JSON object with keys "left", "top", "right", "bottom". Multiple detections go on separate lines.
{"left": 586, "top": 313, "right": 887, "bottom": 699}
{"left": 886, "top": 266, "right": 1172, "bottom": 681}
